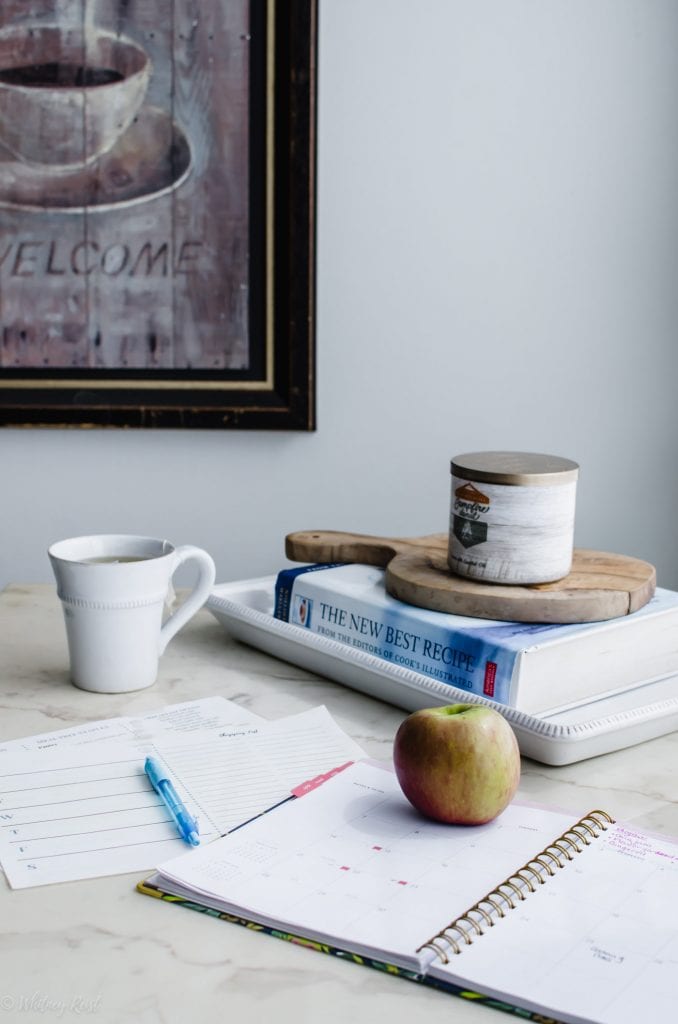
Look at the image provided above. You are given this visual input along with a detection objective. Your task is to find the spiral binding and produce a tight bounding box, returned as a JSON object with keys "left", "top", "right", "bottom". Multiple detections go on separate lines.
{"left": 417, "top": 809, "right": 615, "bottom": 963}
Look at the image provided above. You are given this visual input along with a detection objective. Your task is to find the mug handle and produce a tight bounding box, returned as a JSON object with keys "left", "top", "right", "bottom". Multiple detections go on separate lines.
{"left": 158, "top": 545, "right": 216, "bottom": 654}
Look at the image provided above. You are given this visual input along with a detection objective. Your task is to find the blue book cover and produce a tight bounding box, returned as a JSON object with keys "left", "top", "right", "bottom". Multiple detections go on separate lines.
{"left": 274, "top": 564, "right": 678, "bottom": 713}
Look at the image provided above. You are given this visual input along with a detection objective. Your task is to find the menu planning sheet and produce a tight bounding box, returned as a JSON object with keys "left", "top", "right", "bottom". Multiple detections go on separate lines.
{"left": 0, "top": 702, "right": 365, "bottom": 888}
{"left": 0, "top": 696, "right": 260, "bottom": 754}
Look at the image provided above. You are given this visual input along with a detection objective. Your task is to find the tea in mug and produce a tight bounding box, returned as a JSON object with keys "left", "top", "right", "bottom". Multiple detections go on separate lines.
{"left": 81, "top": 555, "right": 155, "bottom": 564}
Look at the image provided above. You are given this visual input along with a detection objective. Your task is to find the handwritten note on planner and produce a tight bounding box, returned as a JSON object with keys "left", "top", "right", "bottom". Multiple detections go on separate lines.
{"left": 0, "top": 705, "right": 365, "bottom": 888}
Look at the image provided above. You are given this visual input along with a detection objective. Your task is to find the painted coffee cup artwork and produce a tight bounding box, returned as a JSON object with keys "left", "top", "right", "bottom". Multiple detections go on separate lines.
{"left": 0, "top": 25, "right": 152, "bottom": 168}
{"left": 0, "top": 15, "right": 190, "bottom": 210}
{"left": 0, "top": 1, "right": 316, "bottom": 431}
{"left": 0, "top": 3, "right": 250, "bottom": 378}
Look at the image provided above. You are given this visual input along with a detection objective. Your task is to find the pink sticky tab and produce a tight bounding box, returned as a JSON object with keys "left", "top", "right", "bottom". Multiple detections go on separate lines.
{"left": 291, "top": 761, "right": 354, "bottom": 798}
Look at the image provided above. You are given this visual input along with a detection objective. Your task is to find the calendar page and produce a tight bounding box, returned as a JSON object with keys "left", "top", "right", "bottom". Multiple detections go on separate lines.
{"left": 156, "top": 761, "right": 576, "bottom": 971}
{"left": 430, "top": 819, "right": 678, "bottom": 1023}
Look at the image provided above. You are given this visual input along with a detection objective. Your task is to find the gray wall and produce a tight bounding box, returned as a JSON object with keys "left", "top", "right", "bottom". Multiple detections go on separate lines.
{"left": 2, "top": 0, "right": 678, "bottom": 590}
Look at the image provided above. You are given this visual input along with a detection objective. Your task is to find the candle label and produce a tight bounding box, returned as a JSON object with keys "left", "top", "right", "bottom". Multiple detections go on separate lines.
{"left": 452, "top": 481, "right": 490, "bottom": 548}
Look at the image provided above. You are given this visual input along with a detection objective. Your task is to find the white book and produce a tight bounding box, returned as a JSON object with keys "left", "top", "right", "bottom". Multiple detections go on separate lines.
{"left": 273, "top": 563, "right": 678, "bottom": 714}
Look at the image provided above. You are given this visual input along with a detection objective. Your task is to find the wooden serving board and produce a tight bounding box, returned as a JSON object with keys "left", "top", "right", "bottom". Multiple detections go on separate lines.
{"left": 285, "top": 530, "right": 657, "bottom": 624}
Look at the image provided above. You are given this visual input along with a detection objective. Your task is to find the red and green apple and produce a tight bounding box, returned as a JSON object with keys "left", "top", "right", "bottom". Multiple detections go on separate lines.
{"left": 393, "top": 704, "right": 520, "bottom": 825}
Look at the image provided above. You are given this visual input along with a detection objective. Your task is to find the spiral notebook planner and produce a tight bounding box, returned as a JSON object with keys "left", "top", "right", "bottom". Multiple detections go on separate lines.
{"left": 139, "top": 761, "right": 678, "bottom": 1024}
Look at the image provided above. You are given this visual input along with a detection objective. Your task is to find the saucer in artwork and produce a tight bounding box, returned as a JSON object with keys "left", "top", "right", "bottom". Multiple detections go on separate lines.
{"left": 0, "top": 105, "right": 192, "bottom": 213}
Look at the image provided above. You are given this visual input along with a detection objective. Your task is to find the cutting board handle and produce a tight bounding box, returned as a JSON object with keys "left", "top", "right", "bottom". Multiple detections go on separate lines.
{"left": 285, "top": 530, "right": 448, "bottom": 567}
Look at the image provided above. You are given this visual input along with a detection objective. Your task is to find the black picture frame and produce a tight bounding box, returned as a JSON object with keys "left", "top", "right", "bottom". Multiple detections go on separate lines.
{"left": 0, "top": 0, "right": 316, "bottom": 430}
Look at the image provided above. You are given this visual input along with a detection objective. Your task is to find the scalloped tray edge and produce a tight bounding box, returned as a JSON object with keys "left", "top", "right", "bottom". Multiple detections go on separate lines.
{"left": 207, "top": 577, "right": 678, "bottom": 766}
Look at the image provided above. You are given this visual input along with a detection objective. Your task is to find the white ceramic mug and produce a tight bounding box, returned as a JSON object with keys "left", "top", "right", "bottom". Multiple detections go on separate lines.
{"left": 48, "top": 534, "right": 216, "bottom": 693}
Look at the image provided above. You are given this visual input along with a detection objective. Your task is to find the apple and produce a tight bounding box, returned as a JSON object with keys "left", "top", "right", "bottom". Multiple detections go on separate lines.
{"left": 393, "top": 704, "right": 520, "bottom": 825}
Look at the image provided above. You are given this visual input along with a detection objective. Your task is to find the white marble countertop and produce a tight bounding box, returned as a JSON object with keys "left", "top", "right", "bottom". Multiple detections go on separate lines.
{"left": 2, "top": 583, "right": 678, "bottom": 1024}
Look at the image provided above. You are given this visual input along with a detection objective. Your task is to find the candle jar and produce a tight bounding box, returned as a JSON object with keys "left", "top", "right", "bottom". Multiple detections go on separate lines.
{"left": 448, "top": 451, "right": 579, "bottom": 585}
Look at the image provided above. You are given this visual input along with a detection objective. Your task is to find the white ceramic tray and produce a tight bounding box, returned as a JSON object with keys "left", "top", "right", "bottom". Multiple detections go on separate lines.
{"left": 207, "top": 576, "right": 678, "bottom": 766}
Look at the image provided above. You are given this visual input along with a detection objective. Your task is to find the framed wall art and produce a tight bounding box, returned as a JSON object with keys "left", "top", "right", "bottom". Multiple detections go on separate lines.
{"left": 0, "top": 0, "right": 316, "bottom": 429}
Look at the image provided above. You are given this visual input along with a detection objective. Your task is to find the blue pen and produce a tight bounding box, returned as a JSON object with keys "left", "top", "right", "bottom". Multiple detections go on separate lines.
{"left": 144, "top": 756, "right": 200, "bottom": 846}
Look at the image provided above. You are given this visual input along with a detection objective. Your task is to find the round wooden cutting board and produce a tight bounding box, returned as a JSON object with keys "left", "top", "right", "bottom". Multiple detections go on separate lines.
{"left": 285, "top": 530, "right": 657, "bottom": 624}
